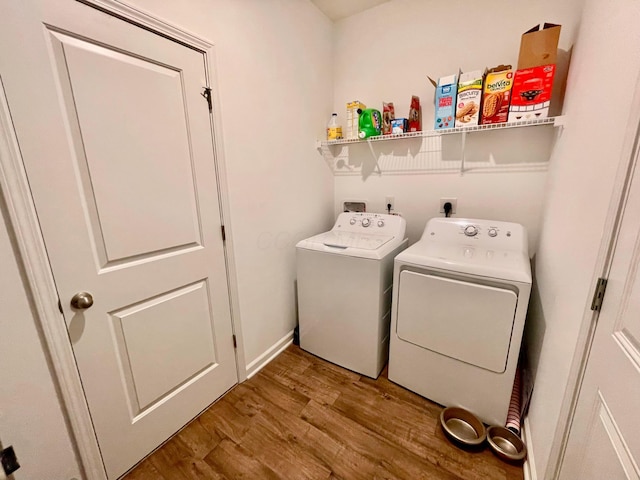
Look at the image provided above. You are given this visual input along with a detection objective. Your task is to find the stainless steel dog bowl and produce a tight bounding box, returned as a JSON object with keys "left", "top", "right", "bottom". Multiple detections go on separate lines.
{"left": 487, "top": 426, "right": 527, "bottom": 461}
{"left": 440, "top": 407, "right": 487, "bottom": 447}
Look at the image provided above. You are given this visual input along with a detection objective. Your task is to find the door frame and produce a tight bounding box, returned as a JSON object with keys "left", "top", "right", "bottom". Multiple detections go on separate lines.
{"left": 0, "top": 1, "right": 245, "bottom": 477}
{"left": 543, "top": 71, "right": 640, "bottom": 479}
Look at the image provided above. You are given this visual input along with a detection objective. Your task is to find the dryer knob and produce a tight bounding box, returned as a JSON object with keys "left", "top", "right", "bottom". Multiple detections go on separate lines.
{"left": 377, "top": 220, "right": 385, "bottom": 227}
{"left": 362, "top": 218, "right": 371, "bottom": 227}
{"left": 488, "top": 228, "right": 498, "bottom": 237}
{"left": 464, "top": 225, "right": 478, "bottom": 237}
{"left": 349, "top": 218, "right": 356, "bottom": 225}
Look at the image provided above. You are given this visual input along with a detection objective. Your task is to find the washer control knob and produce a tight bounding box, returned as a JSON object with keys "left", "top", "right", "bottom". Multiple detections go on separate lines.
{"left": 464, "top": 225, "right": 478, "bottom": 237}
{"left": 377, "top": 220, "right": 385, "bottom": 227}
{"left": 488, "top": 228, "right": 498, "bottom": 237}
{"left": 361, "top": 218, "right": 371, "bottom": 227}
{"left": 349, "top": 218, "right": 356, "bottom": 225}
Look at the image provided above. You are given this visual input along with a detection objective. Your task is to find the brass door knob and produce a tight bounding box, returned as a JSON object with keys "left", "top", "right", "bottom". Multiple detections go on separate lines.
{"left": 70, "top": 292, "right": 94, "bottom": 310}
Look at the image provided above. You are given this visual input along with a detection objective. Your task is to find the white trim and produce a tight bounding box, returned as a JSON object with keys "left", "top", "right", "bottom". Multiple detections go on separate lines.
{"left": 245, "top": 331, "right": 295, "bottom": 379}
{"left": 78, "top": 0, "right": 212, "bottom": 51}
{"left": 522, "top": 416, "right": 538, "bottom": 480}
{"left": 204, "top": 44, "right": 248, "bottom": 382}
{"left": 0, "top": 78, "right": 106, "bottom": 479}
{"left": 545, "top": 70, "right": 640, "bottom": 478}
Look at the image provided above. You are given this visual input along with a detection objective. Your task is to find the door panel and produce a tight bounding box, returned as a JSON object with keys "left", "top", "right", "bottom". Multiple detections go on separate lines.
{"left": 48, "top": 29, "right": 202, "bottom": 266}
{"left": 0, "top": 2, "right": 237, "bottom": 478}
{"left": 578, "top": 394, "right": 638, "bottom": 480}
{"left": 113, "top": 281, "right": 217, "bottom": 412}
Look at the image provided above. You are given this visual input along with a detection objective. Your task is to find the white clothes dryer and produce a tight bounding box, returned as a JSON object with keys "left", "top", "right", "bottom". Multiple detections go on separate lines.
{"left": 389, "top": 217, "right": 531, "bottom": 426}
{"left": 296, "top": 212, "right": 407, "bottom": 378}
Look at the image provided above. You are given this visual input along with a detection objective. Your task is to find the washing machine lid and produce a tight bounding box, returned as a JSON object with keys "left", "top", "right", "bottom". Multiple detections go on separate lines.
{"left": 296, "top": 231, "right": 400, "bottom": 259}
{"left": 296, "top": 212, "right": 407, "bottom": 260}
{"left": 321, "top": 231, "right": 394, "bottom": 250}
{"left": 396, "top": 241, "right": 532, "bottom": 284}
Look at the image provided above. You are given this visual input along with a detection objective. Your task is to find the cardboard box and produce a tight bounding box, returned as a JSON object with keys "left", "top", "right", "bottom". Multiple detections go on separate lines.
{"left": 382, "top": 102, "right": 395, "bottom": 135}
{"left": 408, "top": 96, "right": 422, "bottom": 132}
{"left": 455, "top": 70, "right": 483, "bottom": 127}
{"left": 481, "top": 65, "right": 513, "bottom": 124}
{"left": 391, "top": 118, "right": 408, "bottom": 134}
{"left": 346, "top": 101, "right": 366, "bottom": 140}
{"left": 429, "top": 74, "right": 458, "bottom": 130}
{"left": 509, "top": 23, "right": 561, "bottom": 121}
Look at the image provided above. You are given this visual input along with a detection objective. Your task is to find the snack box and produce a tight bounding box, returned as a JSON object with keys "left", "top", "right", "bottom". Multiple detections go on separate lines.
{"left": 455, "top": 70, "right": 483, "bottom": 127}
{"left": 481, "top": 66, "right": 513, "bottom": 125}
{"left": 431, "top": 74, "right": 457, "bottom": 130}
{"left": 509, "top": 23, "right": 561, "bottom": 121}
{"left": 508, "top": 64, "right": 556, "bottom": 121}
{"left": 391, "top": 118, "right": 408, "bottom": 134}
{"left": 408, "top": 96, "right": 422, "bottom": 132}
{"left": 382, "top": 102, "right": 395, "bottom": 135}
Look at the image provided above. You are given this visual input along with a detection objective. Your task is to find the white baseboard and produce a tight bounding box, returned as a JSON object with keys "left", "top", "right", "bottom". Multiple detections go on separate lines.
{"left": 244, "top": 330, "right": 294, "bottom": 379}
{"left": 522, "top": 416, "right": 537, "bottom": 480}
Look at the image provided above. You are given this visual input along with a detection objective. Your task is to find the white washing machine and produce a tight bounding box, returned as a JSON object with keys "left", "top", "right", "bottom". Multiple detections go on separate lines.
{"left": 296, "top": 212, "right": 408, "bottom": 378}
{"left": 389, "top": 217, "right": 531, "bottom": 426}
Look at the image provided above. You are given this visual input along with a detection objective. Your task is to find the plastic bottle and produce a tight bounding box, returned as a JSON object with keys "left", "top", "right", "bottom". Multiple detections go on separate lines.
{"left": 327, "top": 113, "right": 343, "bottom": 140}
{"left": 357, "top": 108, "right": 382, "bottom": 139}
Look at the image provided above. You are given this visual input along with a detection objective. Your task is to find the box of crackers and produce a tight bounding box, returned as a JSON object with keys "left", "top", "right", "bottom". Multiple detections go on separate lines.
{"left": 455, "top": 70, "right": 483, "bottom": 127}
{"left": 481, "top": 65, "right": 514, "bottom": 125}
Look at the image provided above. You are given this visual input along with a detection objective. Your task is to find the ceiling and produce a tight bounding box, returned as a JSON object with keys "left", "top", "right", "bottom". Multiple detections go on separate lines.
{"left": 310, "top": 0, "right": 391, "bottom": 21}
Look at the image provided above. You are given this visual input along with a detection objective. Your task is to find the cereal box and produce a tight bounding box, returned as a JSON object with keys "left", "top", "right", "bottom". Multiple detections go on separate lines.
{"left": 430, "top": 74, "right": 457, "bottom": 130}
{"left": 481, "top": 65, "right": 513, "bottom": 125}
{"left": 346, "top": 101, "right": 366, "bottom": 140}
{"left": 455, "top": 70, "right": 483, "bottom": 127}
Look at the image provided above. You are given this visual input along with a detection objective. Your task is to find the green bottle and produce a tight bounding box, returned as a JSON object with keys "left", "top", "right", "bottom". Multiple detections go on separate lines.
{"left": 357, "top": 108, "right": 382, "bottom": 139}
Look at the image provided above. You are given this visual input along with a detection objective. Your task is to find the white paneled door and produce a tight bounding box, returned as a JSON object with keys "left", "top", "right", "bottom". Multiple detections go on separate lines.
{"left": 560, "top": 137, "right": 640, "bottom": 476}
{"left": 0, "top": 2, "right": 237, "bottom": 478}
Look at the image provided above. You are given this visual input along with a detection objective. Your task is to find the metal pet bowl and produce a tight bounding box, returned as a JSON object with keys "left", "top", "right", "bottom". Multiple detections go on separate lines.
{"left": 487, "top": 426, "right": 527, "bottom": 462}
{"left": 440, "top": 407, "right": 487, "bottom": 447}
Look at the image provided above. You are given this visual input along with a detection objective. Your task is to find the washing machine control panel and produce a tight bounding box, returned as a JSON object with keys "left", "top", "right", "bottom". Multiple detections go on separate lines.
{"left": 334, "top": 212, "right": 406, "bottom": 238}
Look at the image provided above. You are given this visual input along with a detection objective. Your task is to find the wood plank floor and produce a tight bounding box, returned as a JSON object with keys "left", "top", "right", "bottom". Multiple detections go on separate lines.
{"left": 124, "top": 346, "right": 523, "bottom": 480}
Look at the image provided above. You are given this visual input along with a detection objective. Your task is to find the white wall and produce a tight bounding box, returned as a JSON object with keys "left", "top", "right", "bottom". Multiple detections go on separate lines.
{"left": 120, "top": 0, "right": 335, "bottom": 370}
{"left": 0, "top": 204, "right": 82, "bottom": 479}
{"left": 526, "top": 0, "right": 640, "bottom": 477}
{"left": 331, "top": 0, "right": 584, "bottom": 251}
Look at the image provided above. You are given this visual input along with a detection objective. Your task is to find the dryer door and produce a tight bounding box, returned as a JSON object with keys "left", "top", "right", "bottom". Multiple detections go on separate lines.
{"left": 396, "top": 271, "right": 517, "bottom": 373}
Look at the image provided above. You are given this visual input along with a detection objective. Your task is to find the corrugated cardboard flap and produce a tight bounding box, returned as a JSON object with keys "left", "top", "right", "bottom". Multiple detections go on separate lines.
{"left": 517, "top": 23, "right": 561, "bottom": 69}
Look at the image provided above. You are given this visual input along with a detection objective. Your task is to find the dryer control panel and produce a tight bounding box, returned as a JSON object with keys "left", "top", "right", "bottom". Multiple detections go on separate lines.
{"left": 422, "top": 217, "right": 528, "bottom": 253}
{"left": 333, "top": 212, "right": 406, "bottom": 239}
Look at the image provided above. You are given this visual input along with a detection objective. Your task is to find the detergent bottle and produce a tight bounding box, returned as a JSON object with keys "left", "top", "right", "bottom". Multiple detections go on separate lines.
{"left": 357, "top": 108, "right": 382, "bottom": 139}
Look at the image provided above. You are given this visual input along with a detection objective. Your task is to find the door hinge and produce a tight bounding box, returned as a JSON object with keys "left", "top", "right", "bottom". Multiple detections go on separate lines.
{"left": 232, "top": 334, "right": 237, "bottom": 349}
{"left": 221, "top": 225, "right": 226, "bottom": 241}
{"left": 591, "top": 277, "right": 608, "bottom": 311}
{"left": 58, "top": 298, "right": 63, "bottom": 314}
{"left": 201, "top": 87, "right": 212, "bottom": 112}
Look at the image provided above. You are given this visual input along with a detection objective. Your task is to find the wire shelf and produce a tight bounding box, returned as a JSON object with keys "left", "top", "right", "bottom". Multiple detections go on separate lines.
{"left": 320, "top": 116, "right": 564, "bottom": 147}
